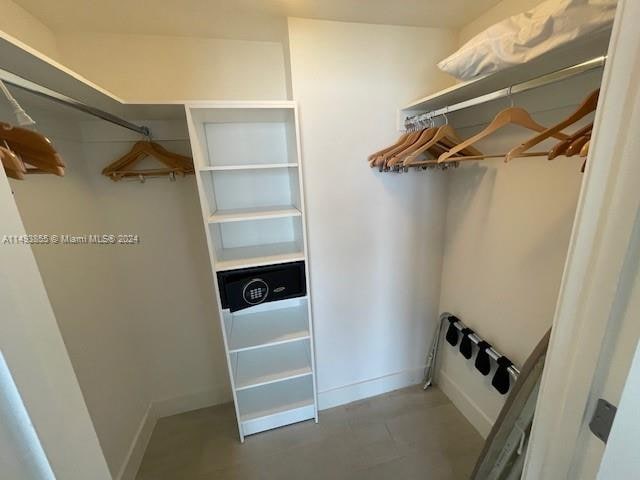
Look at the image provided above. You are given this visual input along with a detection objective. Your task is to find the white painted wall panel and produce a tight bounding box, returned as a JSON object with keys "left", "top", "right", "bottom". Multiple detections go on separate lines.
{"left": 437, "top": 93, "right": 594, "bottom": 435}
{"left": 55, "top": 32, "right": 288, "bottom": 101}
{"left": 288, "top": 18, "right": 457, "bottom": 405}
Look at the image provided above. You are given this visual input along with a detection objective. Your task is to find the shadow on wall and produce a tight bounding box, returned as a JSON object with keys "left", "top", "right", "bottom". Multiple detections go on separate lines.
{"left": 522, "top": 201, "right": 579, "bottom": 269}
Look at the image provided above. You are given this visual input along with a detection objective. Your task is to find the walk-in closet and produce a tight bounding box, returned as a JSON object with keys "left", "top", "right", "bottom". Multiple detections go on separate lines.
{"left": 2, "top": 1, "right": 639, "bottom": 479}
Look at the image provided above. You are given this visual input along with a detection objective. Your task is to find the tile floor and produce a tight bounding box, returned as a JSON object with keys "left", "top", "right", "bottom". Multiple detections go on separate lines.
{"left": 136, "top": 386, "right": 484, "bottom": 480}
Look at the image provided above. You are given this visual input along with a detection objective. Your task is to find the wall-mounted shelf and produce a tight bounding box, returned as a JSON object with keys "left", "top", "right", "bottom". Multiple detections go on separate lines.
{"left": 0, "top": 32, "right": 187, "bottom": 123}
{"left": 402, "top": 28, "right": 611, "bottom": 117}
{"left": 185, "top": 102, "right": 317, "bottom": 442}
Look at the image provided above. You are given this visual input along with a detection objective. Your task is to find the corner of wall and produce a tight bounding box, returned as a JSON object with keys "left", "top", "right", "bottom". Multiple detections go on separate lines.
{"left": 117, "top": 385, "right": 232, "bottom": 480}
{"left": 437, "top": 369, "right": 494, "bottom": 437}
{"left": 282, "top": 18, "right": 294, "bottom": 100}
{"left": 116, "top": 405, "right": 155, "bottom": 480}
{"left": 0, "top": 0, "right": 61, "bottom": 60}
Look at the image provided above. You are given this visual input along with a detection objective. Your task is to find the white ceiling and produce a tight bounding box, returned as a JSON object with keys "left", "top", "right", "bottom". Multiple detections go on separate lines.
{"left": 15, "top": 0, "right": 501, "bottom": 41}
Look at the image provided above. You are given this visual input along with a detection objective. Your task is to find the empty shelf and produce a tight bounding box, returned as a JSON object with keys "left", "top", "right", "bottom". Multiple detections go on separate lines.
{"left": 208, "top": 205, "right": 301, "bottom": 224}
{"left": 227, "top": 300, "right": 310, "bottom": 353}
{"left": 215, "top": 241, "right": 304, "bottom": 271}
{"left": 237, "top": 376, "right": 315, "bottom": 437}
{"left": 232, "top": 341, "right": 312, "bottom": 391}
{"left": 199, "top": 163, "right": 298, "bottom": 171}
{"left": 237, "top": 375, "right": 314, "bottom": 423}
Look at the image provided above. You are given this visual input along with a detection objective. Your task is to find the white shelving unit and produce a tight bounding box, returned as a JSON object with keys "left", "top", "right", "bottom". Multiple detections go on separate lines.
{"left": 185, "top": 102, "right": 318, "bottom": 441}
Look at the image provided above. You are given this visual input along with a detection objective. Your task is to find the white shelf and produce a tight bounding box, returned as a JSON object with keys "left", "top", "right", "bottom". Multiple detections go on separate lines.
{"left": 208, "top": 205, "right": 301, "bottom": 224}
{"left": 226, "top": 299, "right": 310, "bottom": 353}
{"left": 199, "top": 163, "right": 298, "bottom": 171}
{"left": 402, "top": 28, "right": 611, "bottom": 114}
{"left": 200, "top": 167, "right": 301, "bottom": 216}
{"left": 232, "top": 341, "right": 312, "bottom": 391}
{"left": 215, "top": 241, "right": 305, "bottom": 271}
{"left": 237, "top": 376, "right": 315, "bottom": 424}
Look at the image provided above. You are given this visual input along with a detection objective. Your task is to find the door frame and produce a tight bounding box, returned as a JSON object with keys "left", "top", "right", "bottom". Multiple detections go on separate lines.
{"left": 522, "top": 0, "right": 640, "bottom": 477}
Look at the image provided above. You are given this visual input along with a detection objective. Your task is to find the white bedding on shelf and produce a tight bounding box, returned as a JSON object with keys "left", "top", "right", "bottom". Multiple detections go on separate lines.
{"left": 438, "top": 0, "right": 617, "bottom": 81}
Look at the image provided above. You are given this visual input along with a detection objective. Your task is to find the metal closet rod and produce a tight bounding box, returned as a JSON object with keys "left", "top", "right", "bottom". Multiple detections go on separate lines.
{"left": 406, "top": 55, "right": 607, "bottom": 126}
{"left": 0, "top": 67, "right": 150, "bottom": 137}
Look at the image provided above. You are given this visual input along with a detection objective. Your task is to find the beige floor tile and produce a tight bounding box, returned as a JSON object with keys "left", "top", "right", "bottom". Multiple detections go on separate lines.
{"left": 451, "top": 452, "right": 481, "bottom": 480}
{"left": 348, "top": 420, "right": 392, "bottom": 445}
{"left": 136, "top": 386, "right": 483, "bottom": 480}
{"left": 346, "top": 438, "right": 403, "bottom": 470}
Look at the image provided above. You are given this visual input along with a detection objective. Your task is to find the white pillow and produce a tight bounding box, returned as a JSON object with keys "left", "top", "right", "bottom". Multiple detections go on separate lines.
{"left": 438, "top": 0, "right": 617, "bottom": 81}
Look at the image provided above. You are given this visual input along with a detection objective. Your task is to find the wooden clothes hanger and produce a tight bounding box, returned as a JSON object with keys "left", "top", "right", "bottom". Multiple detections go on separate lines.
{"left": 547, "top": 123, "right": 593, "bottom": 159}
{"left": 373, "top": 130, "right": 423, "bottom": 170}
{"left": 404, "top": 123, "right": 483, "bottom": 168}
{"left": 386, "top": 126, "right": 439, "bottom": 169}
{"left": 102, "top": 140, "right": 194, "bottom": 181}
{"left": 1, "top": 146, "right": 26, "bottom": 180}
{"left": 368, "top": 132, "right": 412, "bottom": 164}
{"left": 565, "top": 134, "right": 591, "bottom": 157}
{"left": 580, "top": 139, "right": 590, "bottom": 158}
{"left": 506, "top": 89, "right": 599, "bottom": 162}
{"left": 0, "top": 122, "right": 65, "bottom": 176}
{"left": 438, "top": 106, "right": 569, "bottom": 163}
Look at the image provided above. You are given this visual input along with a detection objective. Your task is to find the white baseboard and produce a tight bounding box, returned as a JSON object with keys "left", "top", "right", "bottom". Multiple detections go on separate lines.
{"left": 318, "top": 367, "right": 425, "bottom": 410}
{"left": 117, "top": 385, "right": 231, "bottom": 480}
{"left": 116, "top": 405, "right": 155, "bottom": 480}
{"left": 151, "top": 385, "right": 232, "bottom": 419}
{"left": 437, "top": 369, "right": 494, "bottom": 438}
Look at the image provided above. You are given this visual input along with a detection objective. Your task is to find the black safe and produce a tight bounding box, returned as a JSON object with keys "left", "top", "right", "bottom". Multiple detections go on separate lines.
{"left": 217, "top": 261, "right": 306, "bottom": 312}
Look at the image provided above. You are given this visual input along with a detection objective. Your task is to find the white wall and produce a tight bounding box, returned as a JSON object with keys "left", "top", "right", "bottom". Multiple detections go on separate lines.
{"left": 6, "top": 104, "right": 228, "bottom": 477}
{"left": 436, "top": 72, "right": 601, "bottom": 436}
{"left": 55, "top": 32, "right": 289, "bottom": 101}
{"left": 8, "top": 115, "right": 149, "bottom": 477}
{"left": 288, "top": 17, "right": 457, "bottom": 407}
{"left": 0, "top": 0, "right": 61, "bottom": 59}
{"left": 0, "top": 146, "right": 111, "bottom": 479}
{"left": 458, "top": 0, "right": 543, "bottom": 44}
{"left": 77, "top": 120, "right": 230, "bottom": 411}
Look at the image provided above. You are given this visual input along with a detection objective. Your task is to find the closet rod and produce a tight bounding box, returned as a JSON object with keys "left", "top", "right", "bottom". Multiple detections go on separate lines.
{"left": 423, "top": 312, "right": 520, "bottom": 389}
{"left": 0, "top": 68, "right": 150, "bottom": 137}
{"left": 406, "top": 55, "right": 607, "bottom": 127}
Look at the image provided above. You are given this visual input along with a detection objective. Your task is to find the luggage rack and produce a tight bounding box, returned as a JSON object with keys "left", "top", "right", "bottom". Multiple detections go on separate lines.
{"left": 424, "top": 312, "right": 520, "bottom": 391}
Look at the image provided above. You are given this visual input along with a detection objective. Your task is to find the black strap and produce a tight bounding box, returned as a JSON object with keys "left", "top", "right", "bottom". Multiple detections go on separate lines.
{"left": 474, "top": 341, "right": 492, "bottom": 375}
{"left": 445, "top": 316, "right": 460, "bottom": 346}
{"left": 491, "top": 356, "right": 513, "bottom": 395}
{"left": 459, "top": 328, "right": 475, "bottom": 359}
